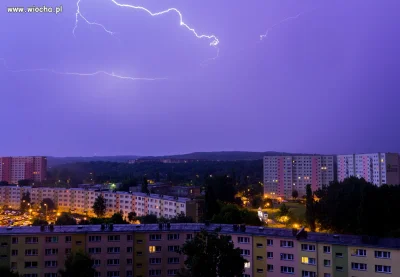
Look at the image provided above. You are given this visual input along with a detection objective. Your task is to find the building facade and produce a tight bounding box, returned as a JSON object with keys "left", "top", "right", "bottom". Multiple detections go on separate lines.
{"left": 337, "top": 153, "right": 400, "bottom": 186}
{"left": 263, "top": 156, "right": 335, "bottom": 198}
{"left": 0, "top": 186, "right": 198, "bottom": 220}
{"left": 0, "top": 224, "right": 398, "bottom": 277}
{"left": 0, "top": 157, "right": 47, "bottom": 184}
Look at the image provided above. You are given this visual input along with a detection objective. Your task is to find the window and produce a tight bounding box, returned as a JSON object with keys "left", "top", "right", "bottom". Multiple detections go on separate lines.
{"left": 107, "top": 259, "right": 120, "bottom": 266}
{"left": 149, "top": 270, "right": 161, "bottom": 276}
{"left": 94, "top": 272, "right": 101, "bottom": 277}
{"left": 136, "top": 251, "right": 142, "bottom": 255}
{"left": 150, "top": 234, "right": 162, "bottom": 241}
{"left": 94, "top": 260, "right": 101, "bottom": 266}
{"left": 45, "top": 249, "right": 58, "bottom": 255}
{"left": 375, "top": 265, "right": 391, "bottom": 273}
{"left": 280, "top": 240, "right": 294, "bottom": 248}
{"left": 136, "top": 263, "right": 143, "bottom": 268}
{"left": 107, "top": 235, "right": 120, "bottom": 242}
{"left": 256, "top": 243, "right": 263, "bottom": 248}
{"left": 323, "top": 246, "right": 331, "bottom": 253}
{"left": 323, "top": 259, "right": 331, "bottom": 267}
{"left": 24, "top": 261, "right": 38, "bottom": 268}
{"left": 127, "top": 235, "right": 133, "bottom": 241}
{"left": 302, "top": 271, "right": 316, "bottom": 277}
{"left": 65, "top": 236, "right": 72, "bottom": 243}
{"left": 11, "top": 250, "right": 18, "bottom": 256}
{"left": 167, "top": 257, "right": 180, "bottom": 264}
{"left": 76, "top": 241, "right": 82, "bottom": 245}
{"left": 267, "top": 252, "right": 273, "bottom": 259}
{"left": 89, "top": 236, "right": 101, "bottom": 242}
{"left": 23, "top": 274, "right": 38, "bottom": 277}
{"left": 281, "top": 266, "right": 294, "bottom": 274}
{"left": 301, "top": 257, "right": 315, "bottom": 265}
{"left": 244, "top": 262, "right": 250, "bottom": 268}
{"left": 238, "top": 237, "right": 250, "bottom": 244}
{"left": 375, "top": 251, "right": 391, "bottom": 259}
{"left": 44, "top": 274, "right": 58, "bottom": 277}
{"left": 149, "top": 258, "right": 162, "bottom": 264}
{"left": 242, "top": 275, "right": 250, "bottom": 277}
{"left": 137, "top": 239, "right": 143, "bottom": 244}
{"left": 281, "top": 253, "right": 294, "bottom": 261}
{"left": 65, "top": 248, "right": 71, "bottom": 254}
{"left": 267, "top": 264, "right": 274, "bottom": 272}
{"left": 12, "top": 237, "right": 18, "bottom": 244}
{"left": 89, "top": 247, "right": 101, "bottom": 254}
{"left": 336, "top": 266, "right": 343, "bottom": 271}
{"left": 301, "top": 244, "right": 316, "bottom": 252}
{"left": 168, "top": 245, "right": 180, "bottom": 252}
{"left": 256, "top": 269, "right": 263, "bottom": 273}
{"left": 125, "top": 247, "right": 132, "bottom": 253}
{"left": 25, "top": 249, "right": 38, "bottom": 256}
{"left": 186, "top": 234, "right": 193, "bottom": 240}
{"left": 0, "top": 242, "right": 8, "bottom": 247}
{"left": 335, "top": 252, "right": 343, "bottom": 258}
{"left": 106, "top": 272, "right": 120, "bottom": 277}
{"left": 240, "top": 249, "right": 250, "bottom": 256}
{"left": 167, "top": 234, "right": 179, "bottom": 240}
{"left": 107, "top": 247, "right": 120, "bottom": 253}
{"left": 126, "top": 271, "right": 133, "bottom": 277}
{"left": 351, "top": 262, "right": 367, "bottom": 271}
{"left": 267, "top": 239, "right": 273, "bottom": 246}
{"left": 167, "top": 269, "right": 178, "bottom": 276}
{"left": 256, "top": 256, "right": 263, "bottom": 260}
{"left": 323, "top": 274, "right": 331, "bottom": 277}
{"left": 25, "top": 237, "right": 38, "bottom": 244}
{"left": 149, "top": 246, "right": 162, "bottom": 253}
{"left": 352, "top": 249, "right": 366, "bottom": 257}
{"left": 127, "top": 259, "right": 133, "bottom": 265}
{"left": 45, "top": 236, "right": 58, "bottom": 243}
{"left": 44, "top": 261, "right": 57, "bottom": 267}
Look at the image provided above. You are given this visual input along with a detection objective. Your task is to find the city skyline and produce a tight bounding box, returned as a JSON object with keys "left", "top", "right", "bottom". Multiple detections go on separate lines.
{"left": 2, "top": 0, "right": 400, "bottom": 156}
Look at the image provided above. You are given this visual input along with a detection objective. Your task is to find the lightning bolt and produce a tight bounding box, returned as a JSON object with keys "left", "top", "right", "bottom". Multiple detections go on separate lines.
{"left": 260, "top": 11, "right": 310, "bottom": 41}
{"left": 74, "top": 0, "right": 219, "bottom": 48}
{"left": 0, "top": 58, "right": 166, "bottom": 81}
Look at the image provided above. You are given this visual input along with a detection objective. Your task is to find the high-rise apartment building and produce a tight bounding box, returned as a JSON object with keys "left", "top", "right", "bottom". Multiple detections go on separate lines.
{"left": 337, "top": 153, "right": 400, "bottom": 185}
{"left": 0, "top": 157, "right": 47, "bottom": 184}
{"left": 0, "top": 223, "right": 398, "bottom": 277}
{"left": 263, "top": 156, "right": 335, "bottom": 198}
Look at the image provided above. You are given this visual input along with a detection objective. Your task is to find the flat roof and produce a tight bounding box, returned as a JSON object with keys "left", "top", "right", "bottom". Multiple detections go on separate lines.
{"left": 0, "top": 224, "right": 399, "bottom": 250}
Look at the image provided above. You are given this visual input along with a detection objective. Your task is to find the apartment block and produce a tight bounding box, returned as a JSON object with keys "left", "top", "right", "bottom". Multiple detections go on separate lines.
{"left": 0, "top": 224, "right": 399, "bottom": 277}
{"left": 337, "top": 153, "right": 400, "bottom": 185}
{"left": 263, "top": 156, "right": 335, "bottom": 198}
{"left": 0, "top": 157, "right": 47, "bottom": 184}
{"left": 0, "top": 186, "right": 197, "bottom": 220}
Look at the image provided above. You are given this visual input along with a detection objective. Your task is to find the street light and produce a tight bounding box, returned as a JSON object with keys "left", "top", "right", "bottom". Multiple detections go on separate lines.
{"left": 44, "top": 204, "right": 47, "bottom": 218}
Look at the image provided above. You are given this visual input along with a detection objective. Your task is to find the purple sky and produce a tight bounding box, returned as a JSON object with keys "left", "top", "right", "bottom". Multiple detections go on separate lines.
{"left": 1, "top": 0, "right": 400, "bottom": 156}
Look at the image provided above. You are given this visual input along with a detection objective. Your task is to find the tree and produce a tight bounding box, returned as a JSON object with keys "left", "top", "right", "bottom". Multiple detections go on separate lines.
{"left": 292, "top": 190, "right": 299, "bottom": 200}
{"left": 20, "top": 192, "right": 31, "bottom": 212}
{"left": 0, "top": 181, "right": 9, "bottom": 186}
{"left": 141, "top": 177, "right": 149, "bottom": 193}
{"left": 40, "top": 198, "right": 56, "bottom": 212}
{"left": 92, "top": 195, "right": 106, "bottom": 218}
{"left": 56, "top": 213, "right": 77, "bottom": 225}
{"left": 305, "top": 184, "right": 316, "bottom": 232}
{"left": 0, "top": 267, "right": 20, "bottom": 277}
{"left": 178, "top": 228, "right": 247, "bottom": 277}
{"left": 110, "top": 213, "right": 128, "bottom": 224}
{"left": 59, "top": 251, "right": 96, "bottom": 277}
{"left": 251, "top": 195, "right": 263, "bottom": 209}
{"left": 204, "top": 185, "right": 220, "bottom": 220}
{"left": 170, "top": 213, "right": 194, "bottom": 223}
{"left": 211, "top": 203, "right": 262, "bottom": 226}
{"left": 18, "top": 179, "right": 32, "bottom": 187}
{"left": 136, "top": 214, "right": 157, "bottom": 224}
{"left": 32, "top": 218, "right": 48, "bottom": 226}
{"left": 128, "top": 212, "right": 137, "bottom": 222}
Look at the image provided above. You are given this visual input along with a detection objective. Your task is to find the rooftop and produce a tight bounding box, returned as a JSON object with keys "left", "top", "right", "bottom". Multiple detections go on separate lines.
{"left": 1, "top": 224, "right": 399, "bottom": 250}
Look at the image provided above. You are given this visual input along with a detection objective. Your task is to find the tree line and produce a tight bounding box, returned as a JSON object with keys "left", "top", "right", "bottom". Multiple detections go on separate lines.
{"left": 306, "top": 177, "right": 400, "bottom": 237}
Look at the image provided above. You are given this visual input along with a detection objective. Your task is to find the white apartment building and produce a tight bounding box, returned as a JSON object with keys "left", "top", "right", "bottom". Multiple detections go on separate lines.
{"left": 263, "top": 155, "right": 335, "bottom": 199}
{"left": 0, "top": 186, "right": 191, "bottom": 219}
{"left": 337, "top": 152, "right": 400, "bottom": 186}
